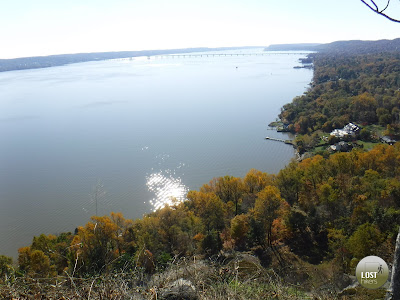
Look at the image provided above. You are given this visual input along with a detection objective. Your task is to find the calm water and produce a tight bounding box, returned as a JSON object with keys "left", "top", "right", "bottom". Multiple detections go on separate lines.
{"left": 0, "top": 49, "right": 312, "bottom": 257}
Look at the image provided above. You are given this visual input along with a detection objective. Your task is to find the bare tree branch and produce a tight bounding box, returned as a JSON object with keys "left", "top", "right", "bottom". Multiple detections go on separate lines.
{"left": 380, "top": 0, "right": 391, "bottom": 13}
{"left": 361, "top": 0, "right": 400, "bottom": 23}
{"left": 368, "top": 0, "right": 379, "bottom": 11}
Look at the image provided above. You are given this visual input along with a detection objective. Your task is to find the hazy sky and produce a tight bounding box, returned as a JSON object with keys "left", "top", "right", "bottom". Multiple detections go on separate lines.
{"left": 1, "top": 0, "right": 399, "bottom": 59}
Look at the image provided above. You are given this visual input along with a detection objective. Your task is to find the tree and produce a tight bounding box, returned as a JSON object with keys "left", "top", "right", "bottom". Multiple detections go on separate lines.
{"left": 230, "top": 214, "right": 250, "bottom": 249}
{"left": 187, "top": 191, "right": 226, "bottom": 232}
{"left": 201, "top": 230, "right": 222, "bottom": 255}
{"left": 359, "top": 128, "right": 372, "bottom": 141}
{"left": 348, "top": 223, "right": 383, "bottom": 259}
{"left": 70, "top": 213, "right": 135, "bottom": 274}
{"left": 0, "top": 255, "right": 13, "bottom": 281}
{"left": 361, "top": 0, "right": 400, "bottom": 23}
{"left": 17, "top": 247, "right": 53, "bottom": 277}
{"left": 30, "top": 250, "right": 52, "bottom": 277}
{"left": 155, "top": 205, "right": 202, "bottom": 255}
{"left": 350, "top": 92, "right": 377, "bottom": 124}
{"left": 206, "top": 176, "right": 245, "bottom": 216}
{"left": 277, "top": 160, "right": 302, "bottom": 205}
{"left": 327, "top": 229, "right": 349, "bottom": 272}
{"left": 243, "top": 169, "right": 273, "bottom": 194}
{"left": 254, "top": 186, "right": 287, "bottom": 246}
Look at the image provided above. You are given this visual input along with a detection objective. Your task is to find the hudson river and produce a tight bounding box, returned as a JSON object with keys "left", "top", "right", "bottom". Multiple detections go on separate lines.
{"left": 0, "top": 49, "right": 312, "bottom": 257}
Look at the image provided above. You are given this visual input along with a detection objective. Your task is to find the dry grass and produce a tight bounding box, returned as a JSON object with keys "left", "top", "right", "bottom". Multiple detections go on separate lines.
{"left": 0, "top": 272, "right": 146, "bottom": 299}
{"left": 0, "top": 253, "right": 386, "bottom": 299}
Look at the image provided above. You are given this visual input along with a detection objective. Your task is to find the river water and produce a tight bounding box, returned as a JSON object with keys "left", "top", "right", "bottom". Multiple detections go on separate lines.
{"left": 0, "top": 49, "right": 312, "bottom": 257}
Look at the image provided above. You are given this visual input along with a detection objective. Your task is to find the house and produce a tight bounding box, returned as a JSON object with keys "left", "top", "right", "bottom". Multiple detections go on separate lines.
{"left": 330, "top": 123, "right": 360, "bottom": 138}
{"left": 330, "top": 141, "right": 352, "bottom": 152}
{"left": 343, "top": 123, "right": 360, "bottom": 133}
{"left": 381, "top": 136, "right": 396, "bottom": 145}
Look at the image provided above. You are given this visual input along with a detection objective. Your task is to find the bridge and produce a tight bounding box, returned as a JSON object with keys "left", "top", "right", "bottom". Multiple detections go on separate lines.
{"left": 154, "top": 52, "right": 310, "bottom": 59}
{"left": 113, "top": 52, "right": 311, "bottom": 61}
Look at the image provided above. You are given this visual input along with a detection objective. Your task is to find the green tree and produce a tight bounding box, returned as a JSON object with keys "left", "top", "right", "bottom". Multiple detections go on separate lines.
{"left": 230, "top": 214, "right": 249, "bottom": 250}
{"left": 277, "top": 160, "right": 302, "bottom": 205}
{"left": 359, "top": 128, "right": 371, "bottom": 141}
{"left": 348, "top": 223, "right": 383, "bottom": 259}
{"left": 327, "top": 229, "right": 349, "bottom": 272}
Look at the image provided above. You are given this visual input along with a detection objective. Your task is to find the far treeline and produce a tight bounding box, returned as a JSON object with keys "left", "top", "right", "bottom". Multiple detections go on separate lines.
{"left": 265, "top": 38, "right": 400, "bottom": 54}
{"left": 1, "top": 143, "right": 399, "bottom": 281}
{"left": 0, "top": 46, "right": 260, "bottom": 72}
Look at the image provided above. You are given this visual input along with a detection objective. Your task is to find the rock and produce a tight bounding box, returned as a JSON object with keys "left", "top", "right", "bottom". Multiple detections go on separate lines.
{"left": 338, "top": 281, "right": 359, "bottom": 297}
{"left": 386, "top": 227, "right": 400, "bottom": 300}
{"left": 335, "top": 274, "right": 357, "bottom": 291}
{"left": 159, "top": 279, "right": 197, "bottom": 300}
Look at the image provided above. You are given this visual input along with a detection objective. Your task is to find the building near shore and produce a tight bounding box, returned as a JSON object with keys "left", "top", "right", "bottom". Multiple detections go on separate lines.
{"left": 330, "top": 123, "right": 360, "bottom": 138}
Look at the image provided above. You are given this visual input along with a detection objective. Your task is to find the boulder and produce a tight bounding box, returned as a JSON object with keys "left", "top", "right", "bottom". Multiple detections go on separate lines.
{"left": 159, "top": 278, "right": 197, "bottom": 300}
{"left": 338, "top": 281, "right": 359, "bottom": 297}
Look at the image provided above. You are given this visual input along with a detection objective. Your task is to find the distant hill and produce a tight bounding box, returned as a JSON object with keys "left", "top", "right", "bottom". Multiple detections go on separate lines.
{"left": 264, "top": 43, "right": 321, "bottom": 51}
{"left": 265, "top": 38, "right": 400, "bottom": 54}
{"left": 0, "top": 46, "right": 262, "bottom": 73}
{"left": 317, "top": 38, "right": 400, "bottom": 54}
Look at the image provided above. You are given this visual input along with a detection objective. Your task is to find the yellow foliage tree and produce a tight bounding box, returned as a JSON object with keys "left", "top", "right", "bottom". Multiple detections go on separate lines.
{"left": 254, "top": 186, "right": 288, "bottom": 246}
{"left": 69, "top": 212, "right": 135, "bottom": 274}
{"left": 187, "top": 190, "right": 226, "bottom": 232}
{"left": 17, "top": 247, "right": 53, "bottom": 277}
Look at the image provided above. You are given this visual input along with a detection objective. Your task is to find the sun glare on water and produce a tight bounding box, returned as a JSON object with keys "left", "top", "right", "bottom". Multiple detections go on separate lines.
{"left": 146, "top": 170, "right": 189, "bottom": 211}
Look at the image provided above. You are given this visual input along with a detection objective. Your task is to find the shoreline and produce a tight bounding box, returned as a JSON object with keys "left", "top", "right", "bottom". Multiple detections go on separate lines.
{"left": 0, "top": 46, "right": 264, "bottom": 73}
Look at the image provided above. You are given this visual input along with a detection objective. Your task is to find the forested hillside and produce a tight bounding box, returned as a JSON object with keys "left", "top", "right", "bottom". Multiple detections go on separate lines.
{"left": 266, "top": 38, "right": 400, "bottom": 54}
{"left": 279, "top": 52, "right": 400, "bottom": 136}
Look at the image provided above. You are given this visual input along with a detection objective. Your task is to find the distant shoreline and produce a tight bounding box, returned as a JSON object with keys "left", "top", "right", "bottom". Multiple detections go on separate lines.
{"left": 0, "top": 46, "right": 263, "bottom": 73}
{"left": 4, "top": 38, "right": 398, "bottom": 73}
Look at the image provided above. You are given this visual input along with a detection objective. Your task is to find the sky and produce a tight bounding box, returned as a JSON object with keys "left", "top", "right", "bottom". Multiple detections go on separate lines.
{"left": 0, "top": 0, "right": 399, "bottom": 59}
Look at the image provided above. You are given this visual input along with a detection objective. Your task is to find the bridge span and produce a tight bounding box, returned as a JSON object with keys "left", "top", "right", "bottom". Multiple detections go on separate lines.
{"left": 114, "top": 52, "right": 311, "bottom": 61}
{"left": 155, "top": 52, "right": 310, "bottom": 59}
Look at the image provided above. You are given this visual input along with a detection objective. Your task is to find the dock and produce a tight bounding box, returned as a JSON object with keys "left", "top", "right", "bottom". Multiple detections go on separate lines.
{"left": 265, "top": 136, "right": 293, "bottom": 145}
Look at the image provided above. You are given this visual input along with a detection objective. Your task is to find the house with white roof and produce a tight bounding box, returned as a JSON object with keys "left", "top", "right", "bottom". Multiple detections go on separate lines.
{"left": 330, "top": 123, "right": 360, "bottom": 138}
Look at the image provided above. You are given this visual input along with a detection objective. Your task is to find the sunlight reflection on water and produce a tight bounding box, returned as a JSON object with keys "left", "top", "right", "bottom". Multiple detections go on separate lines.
{"left": 146, "top": 169, "right": 189, "bottom": 211}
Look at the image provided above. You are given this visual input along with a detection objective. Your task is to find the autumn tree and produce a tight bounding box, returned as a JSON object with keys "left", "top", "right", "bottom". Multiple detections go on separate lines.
{"left": 242, "top": 170, "right": 275, "bottom": 211}
{"left": 254, "top": 186, "right": 288, "bottom": 246}
{"left": 243, "top": 169, "right": 274, "bottom": 194}
{"left": 155, "top": 204, "right": 202, "bottom": 256}
{"left": 187, "top": 190, "right": 226, "bottom": 232}
{"left": 17, "top": 247, "right": 53, "bottom": 277}
{"left": 351, "top": 92, "right": 378, "bottom": 123}
{"left": 204, "top": 176, "right": 245, "bottom": 216}
{"left": 70, "top": 213, "right": 135, "bottom": 274}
